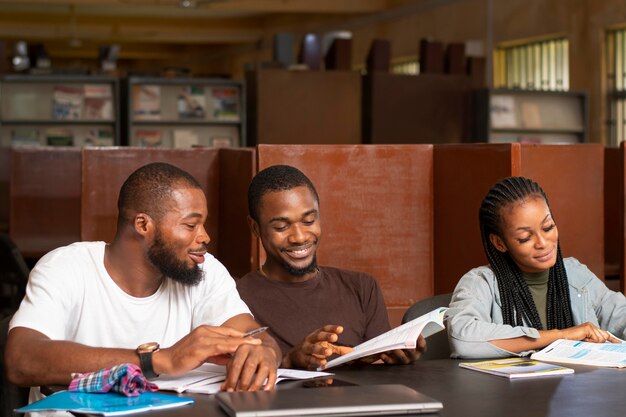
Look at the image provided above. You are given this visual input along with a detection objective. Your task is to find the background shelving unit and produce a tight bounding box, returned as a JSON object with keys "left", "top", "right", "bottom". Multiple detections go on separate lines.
{"left": 0, "top": 75, "right": 120, "bottom": 147}
{"left": 472, "top": 89, "right": 588, "bottom": 144}
{"left": 125, "top": 77, "right": 245, "bottom": 148}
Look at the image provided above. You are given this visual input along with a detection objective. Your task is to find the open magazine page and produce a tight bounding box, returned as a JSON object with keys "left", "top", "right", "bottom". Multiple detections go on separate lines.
{"left": 152, "top": 363, "right": 332, "bottom": 394}
{"left": 531, "top": 339, "right": 626, "bottom": 368}
{"left": 459, "top": 358, "right": 573, "bottom": 379}
{"left": 318, "top": 307, "right": 447, "bottom": 371}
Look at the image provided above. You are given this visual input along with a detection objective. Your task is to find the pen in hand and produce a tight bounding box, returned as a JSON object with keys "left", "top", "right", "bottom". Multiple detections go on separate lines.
{"left": 243, "top": 326, "right": 269, "bottom": 338}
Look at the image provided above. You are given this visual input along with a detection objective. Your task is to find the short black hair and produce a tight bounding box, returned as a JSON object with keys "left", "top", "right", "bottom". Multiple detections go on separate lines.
{"left": 117, "top": 162, "right": 202, "bottom": 225}
{"left": 248, "top": 165, "right": 319, "bottom": 222}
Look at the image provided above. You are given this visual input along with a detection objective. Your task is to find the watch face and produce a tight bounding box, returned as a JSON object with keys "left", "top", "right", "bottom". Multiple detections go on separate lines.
{"left": 137, "top": 342, "right": 160, "bottom": 353}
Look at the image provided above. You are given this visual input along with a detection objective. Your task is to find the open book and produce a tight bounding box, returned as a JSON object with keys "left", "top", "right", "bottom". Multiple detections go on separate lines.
{"left": 15, "top": 391, "right": 193, "bottom": 416}
{"left": 153, "top": 363, "right": 333, "bottom": 394}
{"left": 318, "top": 307, "right": 447, "bottom": 371}
{"left": 459, "top": 358, "right": 573, "bottom": 379}
{"left": 531, "top": 339, "right": 626, "bottom": 368}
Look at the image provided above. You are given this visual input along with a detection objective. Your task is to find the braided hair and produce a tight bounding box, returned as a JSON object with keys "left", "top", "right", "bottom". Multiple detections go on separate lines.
{"left": 479, "top": 176, "right": 574, "bottom": 330}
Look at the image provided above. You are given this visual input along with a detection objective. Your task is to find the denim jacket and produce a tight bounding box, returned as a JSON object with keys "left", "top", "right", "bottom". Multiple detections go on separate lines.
{"left": 447, "top": 257, "right": 626, "bottom": 359}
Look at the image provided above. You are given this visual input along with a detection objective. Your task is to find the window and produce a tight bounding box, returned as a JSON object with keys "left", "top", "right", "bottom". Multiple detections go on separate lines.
{"left": 391, "top": 57, "right": 419, "bottom": 75}
{"left": 606, "top": 28, "right": 626, "bottom": 145}
{"left": 494, "top": 38, "right": 569, "bottom": 91}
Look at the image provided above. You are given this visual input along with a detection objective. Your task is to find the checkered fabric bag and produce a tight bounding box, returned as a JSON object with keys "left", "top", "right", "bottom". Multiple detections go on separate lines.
{"left": 68, "top": 363, "right": 158, "bottom": 397}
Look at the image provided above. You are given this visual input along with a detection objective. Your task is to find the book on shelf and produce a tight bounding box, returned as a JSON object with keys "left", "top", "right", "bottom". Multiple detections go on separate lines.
{"left": 530, "top": 339, "right": 626, "bottom": 368}
{"left": 459, "top": 357, "right": 574, "bottom": 379}
{"left": 11, "top": 128, "right": 40, "bottom": 146}
{"left": 135, "top": 130, "right": 162, "bottom": 147}
{"left": 132, "top": 85, "right": 161, "bottom": 120}
{"left": 153, "top": 363, "right": 332, "bottom": 395}
{"left": 520, "top": 102, "right": 542, "bottom": 129}
{"left": 15, "top": 390, "right": 193, "bottom": 416}
{"left": 9, "top": 92, "right": 38, "bottom": 119}
{"left": 318, "top": 307, "right": 448, "bottom": 371}
{"left": 490, "top": 95, "right": 517, "bottom": 128}
{"left": 85, "top": 128, "right": 115, "bottom": 147}
{"left": 52, "top": 85, "right": 83, "bottom": 120}
{"left": 173, "top": 129, "right": 200, "bottom": 148}
{"left": 46, "top": 128, "right": 74, "bottom": 146}
{"left": 210, "top": 86, "right": 240, "bottom": 121}
{"left": 211, "top": 136, "right": 233, "bottom": 148}
{"left": 177, "top": 86, "right": 206, "bottom": 119}
{"left": 83, "top": 84, "right": 114, "bottom": 120}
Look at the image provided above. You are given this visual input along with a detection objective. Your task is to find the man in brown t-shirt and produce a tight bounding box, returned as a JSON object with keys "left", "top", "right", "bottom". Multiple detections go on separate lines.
{"left": 236, "top": 164, "right": 426, "bottom": 370}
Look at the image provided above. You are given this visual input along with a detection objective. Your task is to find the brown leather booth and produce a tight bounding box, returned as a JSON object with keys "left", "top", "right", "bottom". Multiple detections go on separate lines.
{"left": 255, "top": 144, "right": 434, "bottom": 327}
{"left": 434, "top": 143, "right": 604, "bottom": 295}
{"left": 81, "top": 148, "right": 220, "bottom": 255}
{"left": 9, "top": 147, "right": 81, "bottom": 259}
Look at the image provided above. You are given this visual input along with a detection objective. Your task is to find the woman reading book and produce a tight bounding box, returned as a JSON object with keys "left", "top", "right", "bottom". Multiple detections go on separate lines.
{"left": 447, "top": 176, "right": 626, "bottom": 359}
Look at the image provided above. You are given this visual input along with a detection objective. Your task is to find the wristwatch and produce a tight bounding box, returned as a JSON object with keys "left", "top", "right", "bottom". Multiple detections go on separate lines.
{"left": 136, "top": 342, "right": 160, "bottom": 378}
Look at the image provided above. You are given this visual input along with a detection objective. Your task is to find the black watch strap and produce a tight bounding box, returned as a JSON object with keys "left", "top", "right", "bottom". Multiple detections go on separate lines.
{"left": 139, "top": 351, "right": 158, "bottom": 379}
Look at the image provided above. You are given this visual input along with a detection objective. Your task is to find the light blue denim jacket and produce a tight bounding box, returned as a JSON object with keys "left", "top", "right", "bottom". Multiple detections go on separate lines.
{"left": 447, "top": 257, "right": 626, "bottom": 359}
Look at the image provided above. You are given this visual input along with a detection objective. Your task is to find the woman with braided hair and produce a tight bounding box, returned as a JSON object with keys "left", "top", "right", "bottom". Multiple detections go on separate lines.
{"left": 447, "top": 176, "right": 626, "bottom": 359}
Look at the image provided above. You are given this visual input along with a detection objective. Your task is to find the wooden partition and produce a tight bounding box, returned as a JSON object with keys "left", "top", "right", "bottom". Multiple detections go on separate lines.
{"left": 603, "top": 146, "right": 621, "bottom": 289}
{"left": 217, "top": 148, "right": 257, "bottom": 278}
{"left": 362, "top": 73, "right": 473, "bottom": 144}
{"left": 255, "top": 144, "right": 434, "bottom": 327}
{"left": 81, "top": 148, "right": 220, "bottom": 255}
{"left": 434, "top": 143, "right": 604, "bottom": 295}
{"left": 246, "top": 69, "right": 361, "bottom": 146}
{"left": 9, "top": 147, "right": 81, "bottom": 259}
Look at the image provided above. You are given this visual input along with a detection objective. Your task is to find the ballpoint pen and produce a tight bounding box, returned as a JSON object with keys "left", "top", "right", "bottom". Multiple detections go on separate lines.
{"left": 243, "top": 326, "right": 269, "bottom": 338}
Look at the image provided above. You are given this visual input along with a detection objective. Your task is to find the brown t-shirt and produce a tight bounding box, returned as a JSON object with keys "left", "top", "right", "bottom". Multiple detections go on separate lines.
{"left": 236, "top": 266, "right": 391, "bottom": 356}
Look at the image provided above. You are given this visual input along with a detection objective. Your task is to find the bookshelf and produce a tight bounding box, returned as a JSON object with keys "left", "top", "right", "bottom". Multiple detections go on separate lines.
{"left": 125, "top": 77, "right": 245, "bottom": 148}
{"left": 472, "top": 89, "right": 588, "bottom": 144}
{"left": 0, "top": 75, "right": 120, "bottom": 147}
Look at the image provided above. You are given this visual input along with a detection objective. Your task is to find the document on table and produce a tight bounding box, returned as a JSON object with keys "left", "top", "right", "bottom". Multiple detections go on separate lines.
{"left": 152, "top": 363, "right": 333, "bottom": 394}
{"left": 531, "top": 339, "right": 626, "bottom": 368}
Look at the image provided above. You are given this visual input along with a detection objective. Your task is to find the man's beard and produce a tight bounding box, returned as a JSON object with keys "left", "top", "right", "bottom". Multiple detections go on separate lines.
{"left": 147, "top": 231, "right": 204, "bottom": 286}
{"left": 280, "top": 255, "right": 318, "bottom": 277}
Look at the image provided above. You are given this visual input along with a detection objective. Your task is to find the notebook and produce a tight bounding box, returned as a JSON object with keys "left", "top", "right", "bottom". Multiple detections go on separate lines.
{"left": 216, "top": 384, "right": 443, "bottom": 417}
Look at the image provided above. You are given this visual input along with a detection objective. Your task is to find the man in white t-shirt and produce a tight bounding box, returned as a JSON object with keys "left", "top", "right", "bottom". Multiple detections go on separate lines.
{"left": 6, "top": 162, "right": 281, "bottom": 400}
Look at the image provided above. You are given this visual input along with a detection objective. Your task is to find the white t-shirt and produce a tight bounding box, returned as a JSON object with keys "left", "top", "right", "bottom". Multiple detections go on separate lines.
{"left": 10, "top": 240, "right": 250, "bottom": 350}
{"left": 10, "top": 241, "right": 250, "bottom": 414}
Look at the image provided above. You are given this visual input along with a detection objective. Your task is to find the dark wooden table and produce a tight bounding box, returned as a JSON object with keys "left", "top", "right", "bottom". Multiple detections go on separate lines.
{"left": 140, "top": 359, "right": 626, "bottom": 417}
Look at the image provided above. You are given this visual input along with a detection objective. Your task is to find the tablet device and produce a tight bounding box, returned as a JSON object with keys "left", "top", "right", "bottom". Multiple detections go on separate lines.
{"left": 216, "top": 384, "right": 443, "bottom": 417}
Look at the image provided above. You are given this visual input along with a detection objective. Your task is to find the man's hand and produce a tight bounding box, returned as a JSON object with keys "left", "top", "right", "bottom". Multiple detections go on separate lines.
{"left": 360, "top": 335, "right": 427, "bottom": 366}
{"left": 283, "top": 325, "right": 349, "bottom": 370}
{"left": 221, "top": 343, "right": 279, "bottom": 392}
{"left": 154, "top": 325, "right": 262, "bottom": 375}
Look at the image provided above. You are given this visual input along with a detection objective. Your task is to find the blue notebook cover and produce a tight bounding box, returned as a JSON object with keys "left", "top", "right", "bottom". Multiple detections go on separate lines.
{"left": 15, "top": 391, "right": 194, "bottom": 416}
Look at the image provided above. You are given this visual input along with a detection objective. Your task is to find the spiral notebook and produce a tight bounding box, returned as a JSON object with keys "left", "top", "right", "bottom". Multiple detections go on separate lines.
{"left": 216, "top": 384, "right": 443, "bottom": 417}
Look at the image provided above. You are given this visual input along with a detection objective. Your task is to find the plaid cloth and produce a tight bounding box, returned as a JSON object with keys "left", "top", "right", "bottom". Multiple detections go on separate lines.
{"left": 68, "top": 363, "right": 158, "bottom": 397}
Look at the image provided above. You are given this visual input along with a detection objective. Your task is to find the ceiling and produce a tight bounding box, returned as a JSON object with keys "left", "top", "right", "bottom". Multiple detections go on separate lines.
{"left": 0, "top": 0, "right": 416, "bottom": 68}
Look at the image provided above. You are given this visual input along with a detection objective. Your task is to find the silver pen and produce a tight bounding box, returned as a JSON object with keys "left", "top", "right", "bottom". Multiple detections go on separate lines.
{"left": 243, "top": 326, "right": 269, "bottom": 338}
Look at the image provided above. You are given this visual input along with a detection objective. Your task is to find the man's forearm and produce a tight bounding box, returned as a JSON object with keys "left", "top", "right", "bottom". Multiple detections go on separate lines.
{"left": 6, "top": 328, "right": 139, "bottom": 387}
